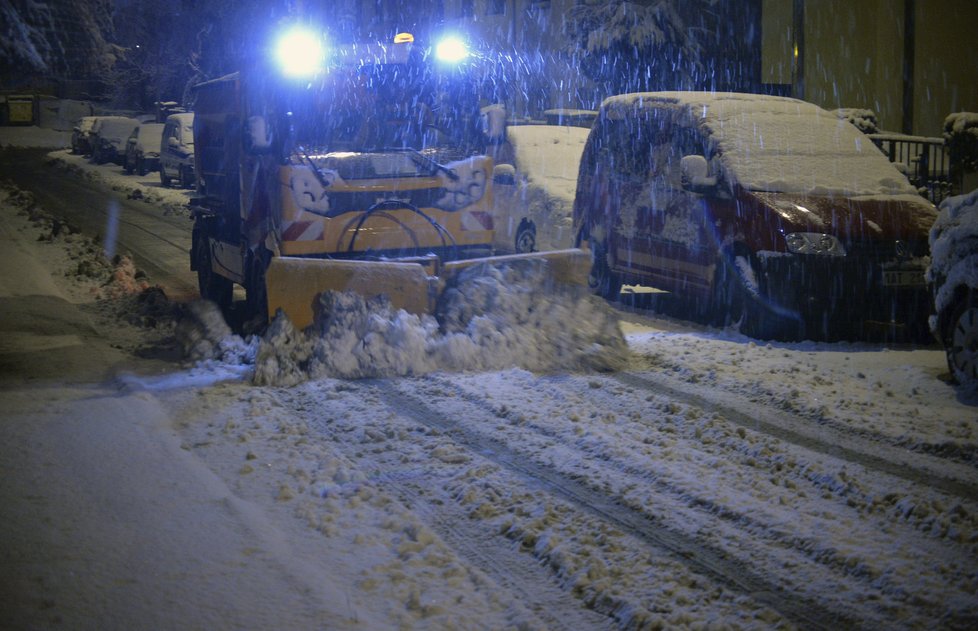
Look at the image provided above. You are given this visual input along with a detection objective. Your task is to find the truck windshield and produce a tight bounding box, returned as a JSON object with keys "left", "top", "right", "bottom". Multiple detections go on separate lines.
{"left": 291, "top": 62, "right": 481, "bottom": 158}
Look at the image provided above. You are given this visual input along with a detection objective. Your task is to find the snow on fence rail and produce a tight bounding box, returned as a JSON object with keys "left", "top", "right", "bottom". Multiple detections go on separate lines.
{"left": 868, "top": 132, "right": 951, "bottom": 204}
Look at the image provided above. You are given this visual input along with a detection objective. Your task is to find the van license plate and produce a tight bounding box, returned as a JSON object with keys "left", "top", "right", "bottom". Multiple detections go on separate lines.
{"left": 883, "top": 270, "right": 925, "bottom": 287}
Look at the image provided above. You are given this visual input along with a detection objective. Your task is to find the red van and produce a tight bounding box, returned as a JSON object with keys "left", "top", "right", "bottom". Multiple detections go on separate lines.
{"left": 573, "top": 92, "right": 939, "bottom": 340}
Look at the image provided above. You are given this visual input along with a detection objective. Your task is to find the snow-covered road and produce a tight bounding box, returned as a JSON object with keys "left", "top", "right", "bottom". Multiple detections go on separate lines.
{"left": 1, "top": 129, "right": 976, "bottom": 629}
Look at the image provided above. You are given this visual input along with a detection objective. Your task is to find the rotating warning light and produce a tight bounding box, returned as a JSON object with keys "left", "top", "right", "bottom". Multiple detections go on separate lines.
{"left": 434, "top": 36, "right": 468, "bottom": 63}
{"left": 275, "top": 28, "right": 324, "bottom": 77}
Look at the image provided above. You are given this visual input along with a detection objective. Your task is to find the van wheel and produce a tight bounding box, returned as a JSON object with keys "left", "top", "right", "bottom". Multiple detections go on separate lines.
{"left": 588, "top": 240, "right": 621, "bottom": 301}
{"left": 514, "top": 220, "right": 536, "bottom": 253}
{"left": 136, "top": 159, "right": 147, "bottom": 176}
{"left": 194, "top": 236, "right": 232, "bottom": 309}
{"left": 714, "top": 250, "right": 802, "bottom": 341}
{"left": 713, "top": 250, "right": 768, "bottom": 336}
{"left": 179, "top": 166, "right": 193, "bottom": 188}
{"left": 945, "top": 290, "right": 978, "bottom": 386}
{"left": 160, "top": 165, "right": 171, "bottom": 187}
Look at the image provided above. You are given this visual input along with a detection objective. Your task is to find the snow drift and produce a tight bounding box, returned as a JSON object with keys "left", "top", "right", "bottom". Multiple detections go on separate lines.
{"left": 181, "top": 258, "right": 628, "bottom": 384}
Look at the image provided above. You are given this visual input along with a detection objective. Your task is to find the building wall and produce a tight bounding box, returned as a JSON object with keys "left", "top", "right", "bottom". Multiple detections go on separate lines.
{"left": 762, "top": 0, "right": 977, "bottom": 135}
{"left": 915, "top": 0, "right": 978, "bottom": 135}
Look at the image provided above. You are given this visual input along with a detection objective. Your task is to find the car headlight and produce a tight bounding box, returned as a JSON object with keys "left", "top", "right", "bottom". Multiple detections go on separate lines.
{"left": 784, "top": 232, "right": 846, "bottom": 257}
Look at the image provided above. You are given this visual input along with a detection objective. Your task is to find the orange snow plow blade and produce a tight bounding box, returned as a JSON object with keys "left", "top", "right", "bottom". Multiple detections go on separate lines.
{"left": 264, "top": 249, "right": 591, "bottom": 330}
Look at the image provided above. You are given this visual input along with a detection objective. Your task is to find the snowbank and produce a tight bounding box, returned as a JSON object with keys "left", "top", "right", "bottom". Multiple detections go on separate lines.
{"left": 928, "top": 189, "right": 978, "bottom": 323}
{"left": 180, "top": 259, "right": 627, "bottom": 384}
{"left": 0, "top": 125, "right": 71, "bottom": 149}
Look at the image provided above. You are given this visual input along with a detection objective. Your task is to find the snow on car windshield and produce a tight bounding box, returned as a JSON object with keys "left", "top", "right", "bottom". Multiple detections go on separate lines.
{"left": 605, "top": 92, "right": 919, "bottom": 197}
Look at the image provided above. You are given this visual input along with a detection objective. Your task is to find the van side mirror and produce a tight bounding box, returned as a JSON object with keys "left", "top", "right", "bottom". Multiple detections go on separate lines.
{"left": 680, "top": 154, "right": 717, "bottom": 194}
{"left": 245, "top": 116, "right": 273, "bottom": 154}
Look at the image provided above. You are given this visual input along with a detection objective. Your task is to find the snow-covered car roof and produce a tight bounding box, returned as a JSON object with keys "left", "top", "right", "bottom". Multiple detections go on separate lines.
{"left": 75, "top": 116, "right": 98, "bottom": 132}
{"left": 599, "top": 92, "right": 918, "bottom": 198}
{"left": 94, "top": 118, "right": 139, "bottom": 142}
{"left": 131, "top": 123, "right": 164, "bottom": 151}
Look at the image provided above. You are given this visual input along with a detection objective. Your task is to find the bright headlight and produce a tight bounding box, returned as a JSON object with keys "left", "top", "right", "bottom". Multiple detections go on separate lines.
{"left": 275, "top": 28, "right": 324, "bottom": 77}
{"left": 435, "top": 36, "right": 469, "bottom": 63}
{"left": 784, "top": 232, "right": 846, "bottom": 256}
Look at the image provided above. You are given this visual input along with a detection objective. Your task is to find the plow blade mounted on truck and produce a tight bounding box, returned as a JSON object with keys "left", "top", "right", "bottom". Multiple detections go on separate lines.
{"left": 264, "top": 249, "right": 590, "bottom": 330}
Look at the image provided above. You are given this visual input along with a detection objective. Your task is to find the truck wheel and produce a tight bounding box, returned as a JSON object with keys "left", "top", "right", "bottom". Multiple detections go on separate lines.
{"left": 514, "top": 220, "right": 536, "bottom": 253}
{"left": 137, "top": 159, "right": 147, "bottom": 176}
{"left": 194, "top": 236, "right": 232, "bottom": 309}
{"left": 945, "top": 290, "right": 978, "bottom": 386}
{"left": 588, "top": 240, "right": 621, "bottom": 301}
{"left": 160, "top": 165, "right": 171, "bottom": 187}
{"left": 245, "top": 252, "right": 270, "bottom": 327}
{"left": 180, "top": 166, "right": 193, "bottom": 188}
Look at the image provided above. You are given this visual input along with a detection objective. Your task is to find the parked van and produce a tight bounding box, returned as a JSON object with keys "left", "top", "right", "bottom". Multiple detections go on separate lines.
{"left": 160, "top": 112, "right": 195, "bottom": 187}
{"left": 573, "top": 92, "right": 939, "bottom": 340}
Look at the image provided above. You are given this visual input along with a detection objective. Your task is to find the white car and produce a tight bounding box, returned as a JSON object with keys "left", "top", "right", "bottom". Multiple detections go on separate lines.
{"left": 160, "top": 112, "right": 195, "bottom": 187}
{"left": 928, "top": 188, "right": 978, "bottom": 386}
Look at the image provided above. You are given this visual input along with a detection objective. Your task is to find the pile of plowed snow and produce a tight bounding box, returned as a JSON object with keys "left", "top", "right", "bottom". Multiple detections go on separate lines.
{"left": 180, "top": 259, "right": 627, "bottom": 384}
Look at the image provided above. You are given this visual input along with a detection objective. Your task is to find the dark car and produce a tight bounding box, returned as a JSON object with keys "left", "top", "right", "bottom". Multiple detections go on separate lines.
{"left": 573, "top": 92, "right": 939, "bottom": 341}
{"left": 124, "top": 122, "right": 165, "bottom": 175}
{"left": 90, "top": 116, "right": 139, "bottom": 165}
{"left": 927, "top": 189, "right": 978, "bottom": 386}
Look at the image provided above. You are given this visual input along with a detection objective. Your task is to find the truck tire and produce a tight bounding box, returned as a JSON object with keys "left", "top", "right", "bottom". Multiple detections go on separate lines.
{"left": 588, "top": 240, "right": 621, "bottom": 301}
{"left": 514, "top": 220, "right": 536, "bottom": 253}
{"left": 194, "top": 236, "right": 232, "bottom": 309}
{"left": 180, "top": 166, "right": 193, "bottom": 189}
{"left": 160, "top": 165, "right": 171, "bottom": 187}
{"left": 245, "top": 252, "right": 270, "bottom": 327}
{"left": 137, "top": 159, "right": 147, "bottom": 176}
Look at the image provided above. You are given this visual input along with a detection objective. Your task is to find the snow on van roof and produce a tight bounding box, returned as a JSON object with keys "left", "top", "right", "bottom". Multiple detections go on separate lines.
{"left": 600, "top": 92, "right": 919, "bottom": 197}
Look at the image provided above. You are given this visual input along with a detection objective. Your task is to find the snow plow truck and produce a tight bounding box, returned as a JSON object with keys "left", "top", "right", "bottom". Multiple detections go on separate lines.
{"left": 189, "top": 29, "right": 588, "bottom": 329}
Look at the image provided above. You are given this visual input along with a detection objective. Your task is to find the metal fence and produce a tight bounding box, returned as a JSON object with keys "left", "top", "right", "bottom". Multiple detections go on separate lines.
{"left": 868, "top": 133, "right": 951, "bottom": 204}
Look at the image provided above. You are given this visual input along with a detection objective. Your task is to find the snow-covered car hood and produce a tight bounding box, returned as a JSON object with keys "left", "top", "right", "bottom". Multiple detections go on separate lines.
{"left": 749, "top": 190, "right": 938, "bottom": 245}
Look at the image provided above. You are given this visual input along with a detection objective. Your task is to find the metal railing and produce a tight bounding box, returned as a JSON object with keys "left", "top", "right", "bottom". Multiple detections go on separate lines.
{"left": 868, "top": 133, "right": 951, "bottom": 204}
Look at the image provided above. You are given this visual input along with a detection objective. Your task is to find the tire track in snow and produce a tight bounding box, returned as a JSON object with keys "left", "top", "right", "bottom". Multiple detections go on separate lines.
{"left": 420, "top": 372, "right": 973, "bottom": 627}
{"left": 605, "top": 370, "right": 978, "bottom": 501}
{"left": 369, "top": 379, "right": 854, "bottom": 631}
{"left": 295, "top": 387, "right": 614, "bottom": 631}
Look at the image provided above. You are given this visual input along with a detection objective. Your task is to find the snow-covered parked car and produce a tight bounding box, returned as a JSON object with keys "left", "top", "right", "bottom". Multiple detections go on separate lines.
{"left": 90, "top": 116, "right": 139, "bottom": 165}
{"left": 927, "top": 189, "right": 978, "bottom": 386}
{"left": 160, "top": 112, "right": 195, "bottom": 187}
{"left": 124, "top": 122, "right": 164, "bottom": 175}
{"left": 573, "top": 92, "right": 939, "bottom": 341}
{"left": 71, "top": 115, "right": 98, "bottom": 155}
